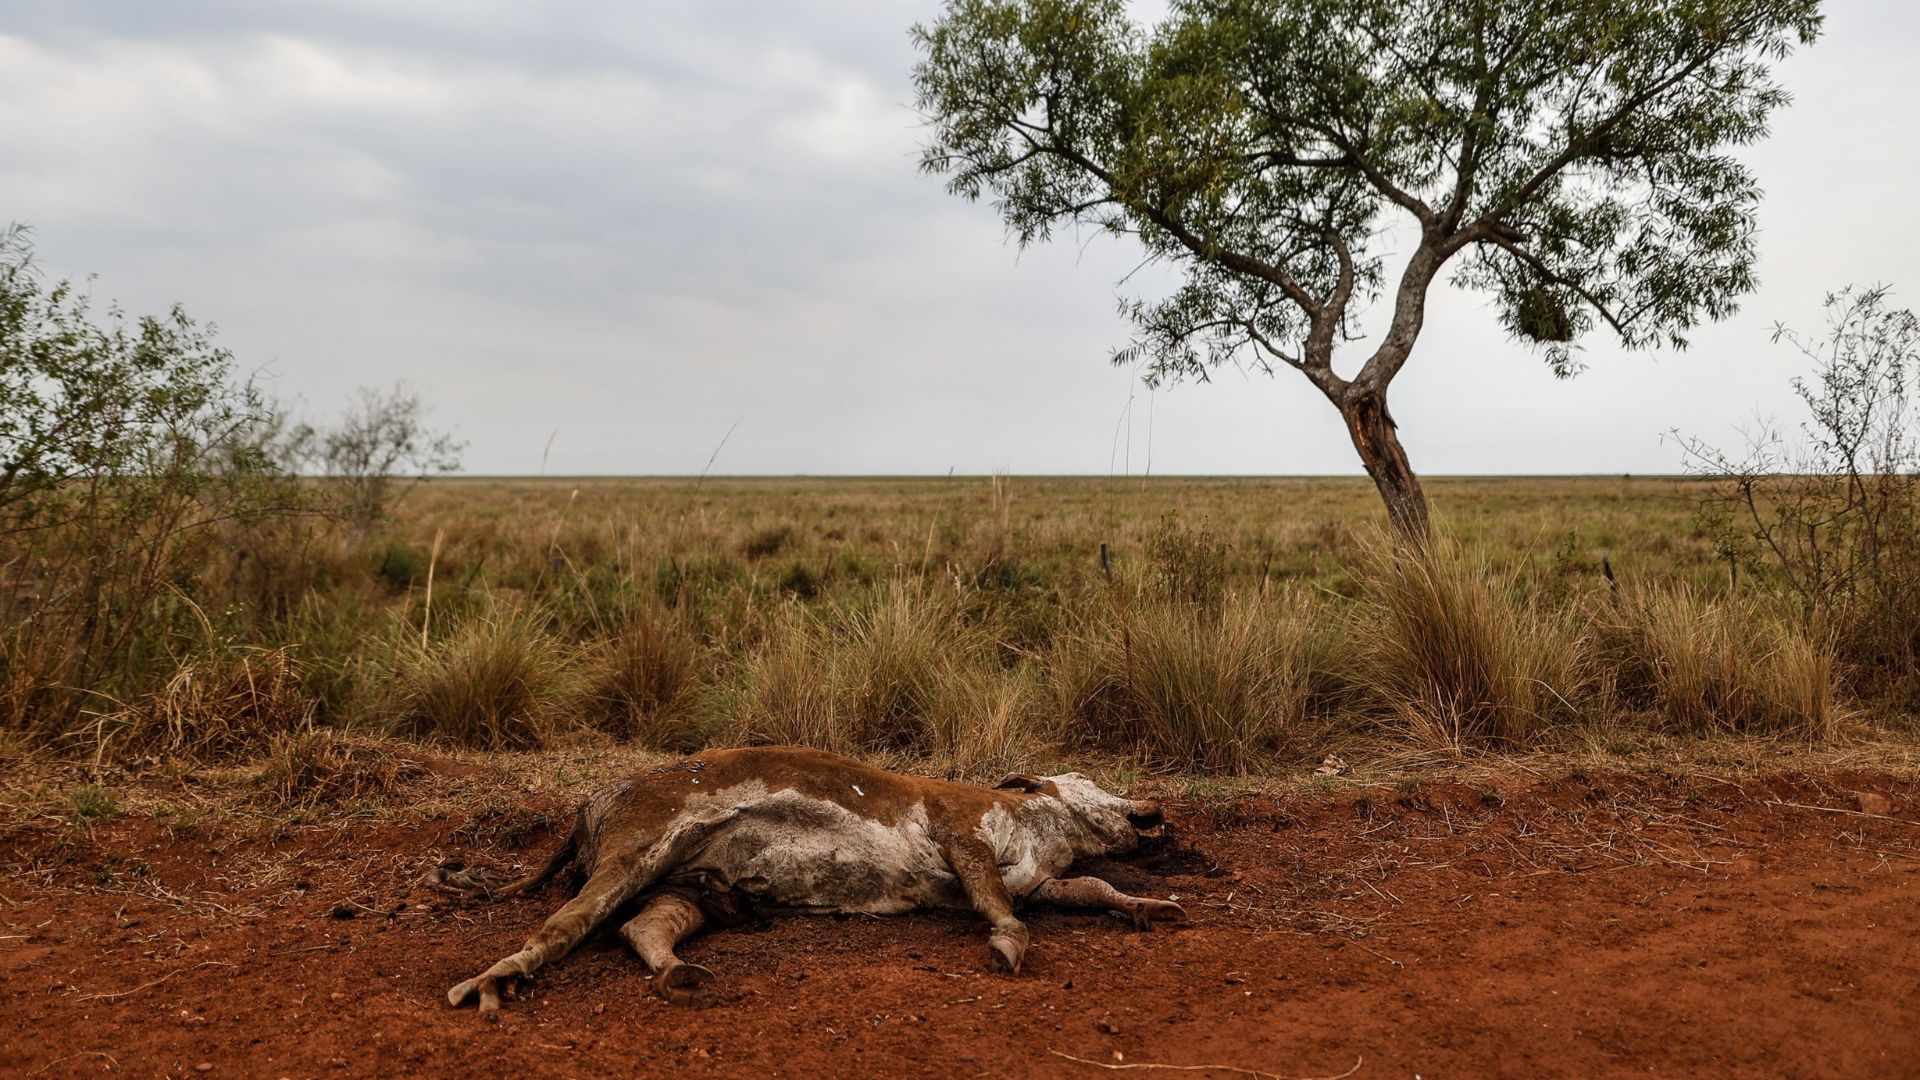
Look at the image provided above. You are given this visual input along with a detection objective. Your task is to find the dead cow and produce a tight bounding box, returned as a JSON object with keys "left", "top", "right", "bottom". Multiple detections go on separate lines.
{"left": 439, "top": 747, "right": 1184, "bottom": 1014}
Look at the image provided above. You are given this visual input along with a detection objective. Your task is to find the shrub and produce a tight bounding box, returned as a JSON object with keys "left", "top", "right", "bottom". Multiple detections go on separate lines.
{"left": 1681, "top": 285, "right": 1920, "bottom": 710}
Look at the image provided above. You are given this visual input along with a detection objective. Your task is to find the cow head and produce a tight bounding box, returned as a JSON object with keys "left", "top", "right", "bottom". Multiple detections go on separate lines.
{"left": 997, "top": 772, "right": 1165, "bottom": 857}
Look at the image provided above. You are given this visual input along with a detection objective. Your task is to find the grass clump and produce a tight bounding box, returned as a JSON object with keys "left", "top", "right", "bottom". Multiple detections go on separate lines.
{"left": 256, "top": 729, "right": 423, "bottom": 810}
{"left": 720, "top": 584, "right": 1040, "bottom": 773}
{"left": 384, "top": 609, "right": 579, "bottom": 750}
{"left": 118, "top": 646, "right": 317, "bottom": 762}
{"left": 1056, "top": 590, "right": 1330, "bottom": 773}
{"left": 1351, "top": 537, "right": 1580, "bottom": 752}
{"left": 582, "top": 603, "right": 709, "bottom": 750}
{"left": 1602, "top": 588, "right": 1837, "bottom": 739}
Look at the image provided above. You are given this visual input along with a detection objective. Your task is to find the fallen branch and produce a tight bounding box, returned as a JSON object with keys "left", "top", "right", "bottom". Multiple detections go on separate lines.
{"left": 1048, "top": 1050, "right": 1363, "bottom": 1080}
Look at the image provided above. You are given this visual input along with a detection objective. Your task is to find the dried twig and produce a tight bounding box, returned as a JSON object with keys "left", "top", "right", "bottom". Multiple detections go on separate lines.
{"left": 29, "top": 1051, "right": 119, "bottom": 1075}
{"left": 1765, "top": 799, "right": 1917, "bottom": 827}
{"left": 74, "top": 960, "right": 237, "bottom": 1001}
{"left": 1048, "top": 1050, "right": 1363, "bottom": 1080}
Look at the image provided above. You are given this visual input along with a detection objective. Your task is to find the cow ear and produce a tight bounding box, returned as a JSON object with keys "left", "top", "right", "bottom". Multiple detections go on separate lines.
{"left": 995, "top": 774, "right": 1045, "bottom": 793}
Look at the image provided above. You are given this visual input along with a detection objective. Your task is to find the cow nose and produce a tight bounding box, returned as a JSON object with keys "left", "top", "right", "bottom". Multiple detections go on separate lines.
{"left": 1127, "top": 801, "right": 1163, "bottom": 830}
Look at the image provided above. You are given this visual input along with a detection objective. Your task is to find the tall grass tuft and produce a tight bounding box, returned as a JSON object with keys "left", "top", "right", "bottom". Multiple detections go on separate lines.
{"left": 1055, "top": 590, "right": 1330, "bottom": 773}
{"left": 719, "top": 584, "right": 1037, "bottom": 772}
{"left": 582, "top": 602, "right": 709, "bottom": 750}
{"left": 1351, "top": 536, "right": 1580, "bottom": 752}
{"left": 1602, "top": 588, "right": 1838, "bottom": 739}
{"left": 383, "top": 609, "right": 579, "bottom": 750}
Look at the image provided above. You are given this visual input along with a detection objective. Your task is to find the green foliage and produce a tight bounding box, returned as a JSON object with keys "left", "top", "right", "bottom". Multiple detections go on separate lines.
{"left": 915, "top": 0, "right": 1820, "bottom": 378}
{"left": 914, "top": 0, "right": 1822, "bottom": 532}
{"left": 71, "top": 784, "right": 118, "bottom": 822}
{"left": 0, "top": 224, "right": 308, "bottom": 734}
{"left": 1146, "top": 514, "right": 1230, "bottom": 608}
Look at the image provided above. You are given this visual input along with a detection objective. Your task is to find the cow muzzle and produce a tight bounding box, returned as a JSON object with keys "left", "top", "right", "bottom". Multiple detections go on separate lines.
{"left": 1127, "top": 800, "right": 1166, "bottom": 841}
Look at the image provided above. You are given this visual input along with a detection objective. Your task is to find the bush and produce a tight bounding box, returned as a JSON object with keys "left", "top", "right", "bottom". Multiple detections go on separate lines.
{"left": 1, "top": 225, "right": 306, "bottom": 740}
{"left": 1682, "top": 285, "right": 1920, "bottom": 710}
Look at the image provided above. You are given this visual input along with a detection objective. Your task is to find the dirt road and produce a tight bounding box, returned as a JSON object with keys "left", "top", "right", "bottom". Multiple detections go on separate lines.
{"left": 3, "top": 769, "right": 1915, "bottom": 1078}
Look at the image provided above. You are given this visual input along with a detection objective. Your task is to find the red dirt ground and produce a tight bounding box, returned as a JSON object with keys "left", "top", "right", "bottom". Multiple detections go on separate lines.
{"left": 2, "top": 769, "right": 1916, "bottom": 1079}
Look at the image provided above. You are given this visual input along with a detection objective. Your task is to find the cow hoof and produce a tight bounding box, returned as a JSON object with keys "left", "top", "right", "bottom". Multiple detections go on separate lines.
{"left": 654, "top": 963, "right": 718, "bottom": 1007}
{"left": 988, "top": 935, "right": 1024, "bottom": 975}
{"left": 1130, "top": 899, "right": 1187, "bottom": 930}
{"left": 447, "top": 978, "right": 477, "bottom": 1008}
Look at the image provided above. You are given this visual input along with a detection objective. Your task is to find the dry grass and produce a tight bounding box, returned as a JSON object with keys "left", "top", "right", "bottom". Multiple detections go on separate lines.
{"left": 382, "top": 608, "right": 580, "bottom": 751}
{"left": 581, "top": 602, "right": 708, "bottom": 750}
{"left": 115, "top": 646, "right": 316, "bottom": 762}
{"left": 0, "top": 476, "right": 1909, "bottom": 777}
{"left": 1351, "top": 538, "right": 1581, "bottom": 752}
{"left": 1055, "top": 590, "right": 1330, "bottom": 773}
{"left": 718, "top": 584, "right": 1025, "bottom": 772}
{"left": 1604, "top": 588, "right": 1838, "bottom": 739}
{"left": 254, "top": 729, "right": 424, "bottom": 810}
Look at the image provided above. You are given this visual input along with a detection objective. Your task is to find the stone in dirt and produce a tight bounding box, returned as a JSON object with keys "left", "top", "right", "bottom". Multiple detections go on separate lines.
{"left": 1852, "top": 791, "right": 1893, "bottom": 816}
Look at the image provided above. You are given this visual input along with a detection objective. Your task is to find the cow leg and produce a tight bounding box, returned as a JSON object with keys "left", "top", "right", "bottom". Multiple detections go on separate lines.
{"left": 935, "top": 829, "right": 1029, "bottom": 975}
{"left": 447, "top": 817, "right": 720, "bottom": 1018}
{"left": 618, "top": 891, "right": 717, "bottom": 1007}
{"left": 1031, "top": 876, "right": 1186, "bottom": 930}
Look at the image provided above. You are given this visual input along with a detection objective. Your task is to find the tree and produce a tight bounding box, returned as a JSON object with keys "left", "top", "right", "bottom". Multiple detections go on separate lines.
{"left": 913, "top": 0, "right": 1822, "bottom": 540}
{"left": 282, "top": 384, "right": 464, "bottom": 527}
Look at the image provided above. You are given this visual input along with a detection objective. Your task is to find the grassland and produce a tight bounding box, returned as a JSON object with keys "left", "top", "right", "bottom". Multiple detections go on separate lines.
{"left": 7, "top": 471, "right": 1907, "bottom": 802}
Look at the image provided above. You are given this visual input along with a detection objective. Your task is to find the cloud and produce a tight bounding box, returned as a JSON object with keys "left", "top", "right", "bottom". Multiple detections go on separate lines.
{"left": 2, "top": 1, "right": 1917, "bottom": 476}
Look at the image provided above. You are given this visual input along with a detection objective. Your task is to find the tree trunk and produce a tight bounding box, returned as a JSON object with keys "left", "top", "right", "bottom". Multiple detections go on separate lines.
{"left": 1339, "top": 387, "right": 1430, "bottom": 544}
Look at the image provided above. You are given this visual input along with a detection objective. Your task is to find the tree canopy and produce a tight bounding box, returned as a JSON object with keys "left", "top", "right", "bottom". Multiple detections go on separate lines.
{"left": 914, "top": 0, "right": 1823, "bottom": 537}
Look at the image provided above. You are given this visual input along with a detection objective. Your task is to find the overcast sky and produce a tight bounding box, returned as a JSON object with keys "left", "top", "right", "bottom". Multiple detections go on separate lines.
{"left": 3, "top": 2, "right": 1916, "bottom": 476}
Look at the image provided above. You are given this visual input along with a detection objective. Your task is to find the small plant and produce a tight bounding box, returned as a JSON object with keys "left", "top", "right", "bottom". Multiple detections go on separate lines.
{"left": 1146, "top": 515, "right": 1231, "bottom": 609}
{"left": 71, "top": 784, "right": 118, "bottom": 823}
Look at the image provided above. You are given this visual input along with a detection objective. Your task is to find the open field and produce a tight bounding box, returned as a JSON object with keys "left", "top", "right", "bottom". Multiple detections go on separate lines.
{"left": 4, "top": 475, "right": 1919, "bottom": 1076}
{"left": 13, "top": 473, "right": 1901, "bottom": 773}
{"left": 1, "top": 750, "right": 1914, "bottom": 1078}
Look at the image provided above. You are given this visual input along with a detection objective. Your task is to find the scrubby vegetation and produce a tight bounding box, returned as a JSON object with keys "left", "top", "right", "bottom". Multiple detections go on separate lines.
{"left": 0, "top": 464, "right": 1893, "bottom": 777}
{"left": 3, "top": 223, "right": 1915, "bottom": 780}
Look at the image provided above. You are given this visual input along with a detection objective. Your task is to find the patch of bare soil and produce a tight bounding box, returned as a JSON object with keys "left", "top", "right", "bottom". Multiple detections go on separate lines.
{"left": 2, "top": 769, "right": 1916, "bottom": 1078}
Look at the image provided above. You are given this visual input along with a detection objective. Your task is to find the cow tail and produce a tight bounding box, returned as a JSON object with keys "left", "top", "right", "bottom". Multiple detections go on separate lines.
{"left": 429, "top": 804, "right": 584, "bottom": 901}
